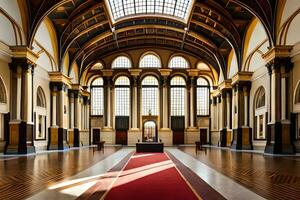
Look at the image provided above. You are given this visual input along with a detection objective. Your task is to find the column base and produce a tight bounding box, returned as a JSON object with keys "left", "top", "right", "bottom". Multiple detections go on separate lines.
{"left": 48, "top": 127, "right": 69, "bottom": 150}
{"left": 5, "top": 121, "right": 35, "bottom": 154}
{"left": 219, "top": 129, "right": 227, "bottom": 147}
{"left": 231, "top": 127, "right": 253, "bottom": 150}
{"left": 264, "top": 122, "right": 295, "bottom": 154}
{"left": 69, "top": 128, "right": 80, "bottom": 147}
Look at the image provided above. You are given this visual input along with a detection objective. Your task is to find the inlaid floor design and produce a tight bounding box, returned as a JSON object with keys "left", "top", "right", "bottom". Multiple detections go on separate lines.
{"left": 0, "top": 146, "right": 121, "bottom": 200}
{"left": 179, "top": 146, "right": 300, "bottom": 200}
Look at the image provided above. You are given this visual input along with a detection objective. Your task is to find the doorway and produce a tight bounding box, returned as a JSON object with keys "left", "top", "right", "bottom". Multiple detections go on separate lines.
{"left": 143, "top": 121, "right": 157, "bottom": 142}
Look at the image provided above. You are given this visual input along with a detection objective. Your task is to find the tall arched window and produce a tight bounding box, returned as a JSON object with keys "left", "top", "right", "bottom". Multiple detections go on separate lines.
{"left": 197, "top": 78, "right": 210, "bottom": 116}
{"left": 142, "top": 76, "right": 159, "bottom": 115}
{"left": 254, "top": 87, "right": 267, "bottom": 140}
{"left": 0, "top": 77, "right": 7, "bottom": 104}
{"left": 112, "top": 56, "right": 132, "bottom": 69}
{"left": 36, "top": 86, "right": 47, "bottom": 140}
{"left": 169, "top": 56, "right": 189, "bottom": 69}
{"left": 115, "top": 76, "right": 130, "bottom": 116}
{"left": 0, "top": 77, "right": 7, "bottom": 141}
{"left": 140, "top": 53, "right": 161, "bottom": 68}
{"left": 37, "top": 87, "right": 46, "bottom": 108}
{"left": 171, "top": 76, "right": 186, "bottom": 116}
{"left": 91, "top": 78, "right": 104, "bottom": 115}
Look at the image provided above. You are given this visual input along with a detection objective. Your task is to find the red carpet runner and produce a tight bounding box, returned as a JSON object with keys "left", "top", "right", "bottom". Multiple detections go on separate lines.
{"left": 104, "top": 153, "right": 200, "bottom": 200}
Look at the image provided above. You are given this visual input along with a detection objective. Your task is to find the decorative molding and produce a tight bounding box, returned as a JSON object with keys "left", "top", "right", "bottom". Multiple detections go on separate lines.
{"left": 101, "top": 69, "right": 114, "bottom": 77}
{"left": 262, "top": 46, "right": 293, "bottom": 64}
{"left": 231, "top": 72, "right": 253, "bottom": 86}
{"left": 10, "top": 46, "right": 39, "bottom": 64}
{"left": 48, "top": 72, "right": 72, "bottom": 87}
{"left": 129, "top": 69, "right": 142, "bottom": 77}
{"left": 159, "top": 69, "right": 172, "bottom": 76}
{"left": 187, "top": 69, "right": 199, "bottom": 77}
{"left": 218, "top": 79, "right": 232, "bottom": 91}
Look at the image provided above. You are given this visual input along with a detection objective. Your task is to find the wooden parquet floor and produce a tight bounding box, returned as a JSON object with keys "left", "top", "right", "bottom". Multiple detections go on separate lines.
{"left": 0, "top": 147, "right": 120, "bottom": 200}
{"left": 180, "top": 146, "right": 300, "bottom": 200}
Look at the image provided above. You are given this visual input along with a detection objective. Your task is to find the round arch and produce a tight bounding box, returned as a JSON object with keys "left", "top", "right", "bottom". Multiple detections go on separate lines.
{"left": 139, "top": 51, "right": 162, "bottom": 68}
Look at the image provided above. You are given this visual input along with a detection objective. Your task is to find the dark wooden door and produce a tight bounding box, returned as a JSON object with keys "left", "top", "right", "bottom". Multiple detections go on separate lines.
{"left": 116, "top": 131, "right": 127, "bottom": 145}
{"left": 92, "top": 129, "right": 100, "bottom": 144}
{"left": 173, "top": 131, "right": 184, "bottom": 145}
{"left": 200, "top": 129, "right": 207, "bottom": 144}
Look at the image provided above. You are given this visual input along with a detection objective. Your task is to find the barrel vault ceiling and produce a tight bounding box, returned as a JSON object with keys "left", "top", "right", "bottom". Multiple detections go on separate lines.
{"left": 26, "top": 0, "right": 278, "bottom": 79}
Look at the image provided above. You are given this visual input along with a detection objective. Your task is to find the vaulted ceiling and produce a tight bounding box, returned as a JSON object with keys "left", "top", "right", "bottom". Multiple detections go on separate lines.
{"left": 26, "top": 0, "right": 278, "bottom": 79}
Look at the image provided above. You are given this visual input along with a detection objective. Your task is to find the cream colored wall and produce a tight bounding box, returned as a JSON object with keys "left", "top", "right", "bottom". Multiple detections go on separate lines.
{"left": 280, "top": 0, "right": 300, "bottom": 27}
{"left": 33, "top": 66, "right": 51, "bottom": 150}
{"left": 228, "top": 50, "right": 238, "bottom": 79}
{"left": 0, "top": 59, "right": 10, "bottom": 113}
{"left": 0, "top": 0, "right": 23, "bottom": 29}
{"left": 0, "top": 15, "right": 16, "bottom": 46}
{"left": 249, "top": 64, "right": 269, "bottom": 130}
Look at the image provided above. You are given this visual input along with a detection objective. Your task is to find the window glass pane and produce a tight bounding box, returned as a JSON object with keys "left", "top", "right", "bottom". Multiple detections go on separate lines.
{"left": 91, "top": 78, "right": 104, "bottom": 115}
{"left": 140, "top": 54, "right": 161, "bottom": 68}
{"left": 115, "top": 76, "right": 130, "bottom": 116}
{"left": 91, "top": 87, "right": 104, "bottom": 115}
{"left": 171, "top": 87, "right": 185, "bottom": 116}
{"left": 171, "top": 76, "right": 185, "bottom": 116}
{"left": 112, "top": 56, "right": 132, "bottom": 68}
{"left": 197, "top": 78, "right": 209, "bottom": 116}
{"left": 169, "top": 56, "right": 189, "bottom": 68}
{"left": 108, "top": 0, "right": 192, "bottom": 22}
{"left": 142, "top": 76, "right": 159, "bottom": 116}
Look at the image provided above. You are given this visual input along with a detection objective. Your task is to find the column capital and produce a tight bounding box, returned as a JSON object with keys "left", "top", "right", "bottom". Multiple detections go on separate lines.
{"left": 101, "top": 69, "right": 114, "bottom": 77}
{"left": 129, "top": 69, "right": 142, "bottom": 77}
{"left": 159, "top": 69, "right": 172, "bottom": 77}
{"left": 50, "top": 82, "right": 68, "bottom": 92}
{"left": 9, "top": 57, "right": 36, "bottom": 72}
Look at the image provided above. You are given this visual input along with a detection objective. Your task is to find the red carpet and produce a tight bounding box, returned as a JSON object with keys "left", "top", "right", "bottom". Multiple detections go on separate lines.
{"left": 104, "top": 153, "right": 200, "bottom": 200}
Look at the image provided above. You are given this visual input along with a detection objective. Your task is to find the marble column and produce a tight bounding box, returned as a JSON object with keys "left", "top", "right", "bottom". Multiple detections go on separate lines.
{"left": 189, "top": 77, "right": 196, "bottom": 128}
{"left": 264, "top": 55, "right": 295, "bottom": 154}
{"left": 131, "top": 77, "right": 138, "bottom": 129}
{"left": 162, "top": 76, "right": 169, "bottom": 129}
{"left": 5, "top": 57, "right": 36, "bottom": 154}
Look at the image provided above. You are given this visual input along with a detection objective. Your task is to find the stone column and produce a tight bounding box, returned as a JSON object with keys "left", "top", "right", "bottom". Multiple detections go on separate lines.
{"left": 226, "top": 91, "right": 231, "bottom": 129}
{"left": 69, "top": 92, "right": 74, "bottom": 129}
{"left": 5, "top": 55, "right": 37, "bottom": 154}
{"left": 189, "top": 77, "right": 196, "bottom": 128}
{"left": 244, "top": 86, "right": 249, "bottom": 126}
{"left": 131, "top": 77, "right": 139, "bottom": 129}
{"left": 102, "top": 77, "right": 113, "bottom": 130}
{"left": 48, "top": 82, "right": 69, "bottom": 150}
{"left": 231, "top": 72, "right": 253, "bottom": 150}
{"left": 51, "top": 91, "right": 57, "bottom": 127}
{"left": 162, "top": 76, "right": 169, "bottom": 129}
{"left": 263, "top": 47, "right": 295, "bottom": 154}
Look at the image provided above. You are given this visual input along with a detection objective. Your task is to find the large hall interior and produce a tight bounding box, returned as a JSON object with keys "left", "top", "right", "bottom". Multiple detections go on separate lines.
{"left": 0, "top": 0, "right": 300, "bottom": 199}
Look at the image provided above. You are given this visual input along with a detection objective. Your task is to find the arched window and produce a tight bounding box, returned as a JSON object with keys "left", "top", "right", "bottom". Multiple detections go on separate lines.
{"left": 171, "top": 76, "right": 186, "bottom": 116}
{"left": 140, "top": 53, "right": 161, "bottom": 68}
{"left": 295, "top": 84, "right": 300, "bottom": 104}
{"left": 142, "top": 76, "right": 159, "bottom": 115}
{"left": 36, "top": 87, "right": 46, "bottom": 108}
{"left": 115, "top": 76, "right": 130, "bottom": 116}
{"left": 169, "top": 56, "right": 189, "bottom": 69}
{"left": 256, "top": 87, "right": 266, "bottom": 109}
{"left": 197, "top": 78, "right": 210, "bottom": 116}
{"left": 91, "top": 78, "right": 104, "bottom": 115}
{"left": 254, "top": 87, "right": 267, "bottom": 140}
{"left": 112, "top": 56, "right": 132, "bottom": 69}
{"left": 0, "top": 77, "right": 7, "bottom": 104}
{"left": 36, "top": 86, "right": 47, "bottom": 140}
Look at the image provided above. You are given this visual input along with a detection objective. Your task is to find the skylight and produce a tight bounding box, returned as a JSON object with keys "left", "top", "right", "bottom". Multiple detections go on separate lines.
{"left": 107, "top": 0, "right": 193, "bottom": 23}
